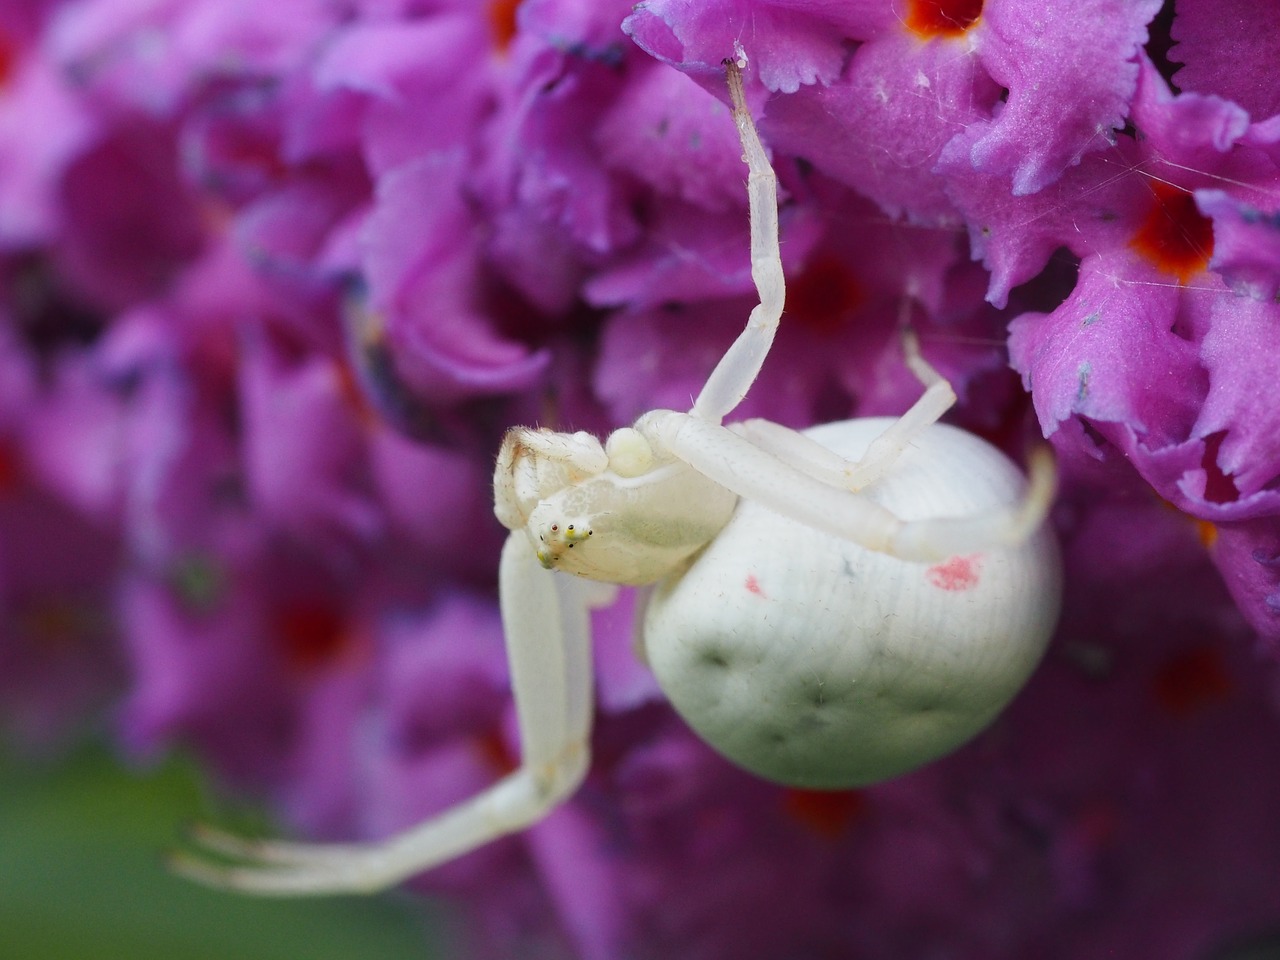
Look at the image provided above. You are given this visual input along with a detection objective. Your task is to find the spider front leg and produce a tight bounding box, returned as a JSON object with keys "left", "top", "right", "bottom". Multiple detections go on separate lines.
{"left": 689, "top": 60, "right": 783, "bottom": 425}
{"left": 732, "top": 328, "right": 959, "bottom": 493}
{"left": 173, "top": 533, "right": 611, "bottom": 895}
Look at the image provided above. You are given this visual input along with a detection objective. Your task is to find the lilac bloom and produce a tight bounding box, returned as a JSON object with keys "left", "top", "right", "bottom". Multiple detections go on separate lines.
{"left": 593, "top": 181, "right": 1011, "bottom": 432}
{"left": 626, "top": 0, "right": 1162, "bottom": 214}
{"left": 0, "top": 479, "right": 123, "bottom": 749}
{"left": 48, "top": 0, "right": 339, "bottom": 115}
{"left": 360, "top": 149, "right": 551, "bottom": 400}
{"left": 470, "top": 0, "right": 643, "bottom": 311}
{"left": 21, "top": 347, "right": 128, "bottom": 522}
{"left": 117, "top": 556, "right": 291, "bottom": 787}
{"left": 54, "top": 120, "right": 207, "bottom": 311}
{"left": 623, "top": 0, "right": 886, "bottom": 94}
{"left": 308, "top": 14, "right": 495, "bottom": 176}
{"left": 1197, "top": 187, "right": 1280, "bottom": 303}
{"left": 238, "top": 329, "right": 384, "bottom": 546}
{"left": 0, "top": 327, "right": 122, "bottom": 748}
{"left": 0, "top": 8, "right": 95, "bottom": 248}
{"left": 1003, "top": 57, "right": 1280, "bottom": 641}
{"left": 1168, "top": 0, "right": 1280, "bottom": 121}
{"left": 3, "top": 0, "right": 1280, "bottom": 958}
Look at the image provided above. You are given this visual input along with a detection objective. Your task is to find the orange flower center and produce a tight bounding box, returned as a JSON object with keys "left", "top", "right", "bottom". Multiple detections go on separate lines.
{"left": 905, "top": 0, "right": 984, "bottom": 38}
{"left": 0, "top": 437, "right": 22, "bottom": 496}
{"left": 0, "top": 31, "right": 18, "bottom": 90}
{"left": 782, "top": 788, "right": 868, "bottom": 839}
{"left": 786, "top": 255, "right": 865, "bottom": 336}
{"left": 488, "top": 0, "right": 522, "bottom": 52}
{"left": 1152, "top": 646, "right": 1233, "bottom": 717}
{"left": 1129, "top": 181, "right": 1215, "bottom": 281}
{"left": 273, "top": 599, "right": 350, "bottom": 671}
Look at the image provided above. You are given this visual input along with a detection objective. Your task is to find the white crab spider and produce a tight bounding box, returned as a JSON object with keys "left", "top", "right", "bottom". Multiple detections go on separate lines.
{"left": 174, "top": 60, "right": 1060, "bottom": 894}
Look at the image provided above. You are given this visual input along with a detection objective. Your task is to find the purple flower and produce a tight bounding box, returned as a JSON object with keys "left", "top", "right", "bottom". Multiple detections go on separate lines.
{"left": 4, "top": 0, "right": 1280, "bottom": 957}
{"left": 1168, "top": 0, "right": 1280, "bottom": 120}
{"left": 626, "top": 0, "right": 1162, "bottom": 210}
{"left": 0, "top": 7, "right": 96, "bottom": 248}
{"left": 0, "top": 327, "right": 122, "bottom": 747}
{"left": 1003, "top": 57, "right": 1280, "bottom": 643}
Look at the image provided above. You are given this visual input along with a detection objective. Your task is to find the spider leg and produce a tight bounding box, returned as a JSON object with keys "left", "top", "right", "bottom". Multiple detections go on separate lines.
{"left": 886, "top": 445, "right": 1056, "bottom": 559}
{"left": 729, "top": 419, "right": 860, "bottom": 487}
{"left": 629, "top": 584, "right": 657, "bottom": 666}
{"left": 842, "top": 328, "right": 957, "bottom": 489}
{"left": 646, "top": 412, "right": 1055, "bottom": 563}
{"left": 173, "top": 533, "right": 604, "bottom": 895}
{"left": 690, "top": 60, "right": 783, "bottom": 425}
{"left": 730, "top": 330, "right": 956, "bottom": 492}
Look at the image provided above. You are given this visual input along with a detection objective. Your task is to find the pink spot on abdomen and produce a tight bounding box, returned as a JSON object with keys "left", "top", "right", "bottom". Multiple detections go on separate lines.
{"left": 926, "top": 554, "right": 981, "bottom": 591}
{"left": 745, "top": 574, "right": 766, "bottom": 598}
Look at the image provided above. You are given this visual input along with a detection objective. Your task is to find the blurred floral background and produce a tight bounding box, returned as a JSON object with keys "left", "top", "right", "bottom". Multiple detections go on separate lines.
{"left": 2, "top": 0, "right": 1279, "bottom": 957}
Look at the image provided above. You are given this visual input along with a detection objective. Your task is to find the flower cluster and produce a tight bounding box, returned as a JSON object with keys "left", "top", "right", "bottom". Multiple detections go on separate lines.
{"left": 2, "top": 0, "right": 1279, "bottom": 957}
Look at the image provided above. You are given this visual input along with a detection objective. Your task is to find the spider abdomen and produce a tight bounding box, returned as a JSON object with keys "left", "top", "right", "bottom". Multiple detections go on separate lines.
{"left": 643, "top": 418, "right": 1062, "bottom": 789}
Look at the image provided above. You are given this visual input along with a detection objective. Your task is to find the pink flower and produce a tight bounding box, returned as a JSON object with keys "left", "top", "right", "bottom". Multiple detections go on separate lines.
{"left": 3, "top": 0, "right": 1280, "bottom": 957}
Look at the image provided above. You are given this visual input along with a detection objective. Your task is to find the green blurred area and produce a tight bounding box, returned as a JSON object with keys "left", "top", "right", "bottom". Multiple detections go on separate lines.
{"left": 0, "top": 745, "right": 450, "bottom": 960}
